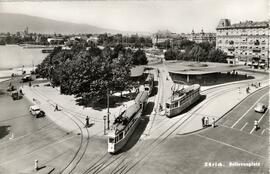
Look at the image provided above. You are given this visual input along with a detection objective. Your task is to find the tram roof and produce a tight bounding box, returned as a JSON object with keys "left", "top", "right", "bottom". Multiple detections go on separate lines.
{"left": 167, "top": 84, "right": 200, "bottom": 103}
{"left": 167, "top": 62, "right": 246, "bottom": 75}
{"left": 145, "top": 73, "right": 154, "bottom": 81}
{"left": 135, "top": 91, "right": 148, "bottom": 104}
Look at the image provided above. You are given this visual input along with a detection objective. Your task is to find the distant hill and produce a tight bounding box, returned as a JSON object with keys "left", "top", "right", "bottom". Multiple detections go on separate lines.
{"left": 0, "top": 13, "right": 122, "bottom": 34}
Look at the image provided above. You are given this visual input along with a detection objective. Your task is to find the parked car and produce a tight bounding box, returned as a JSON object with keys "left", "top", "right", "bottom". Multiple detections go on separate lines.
{"left": 29, "top": 105, "right": 45, "bottom": 117}
{"left": 22, "top": 75, "right": 32, "bottom": 82}
{"left": 254, "top": 103, "right": 267, "bottom": 113}
{"left": 11, "top": 90, "right": 22, "bottom": 100}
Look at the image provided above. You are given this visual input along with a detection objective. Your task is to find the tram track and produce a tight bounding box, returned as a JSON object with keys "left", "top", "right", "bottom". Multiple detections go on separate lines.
{"left": 103, "top": 82, "right": 260, "bottom": 174}
{"left": 30, "top": 88, "right": 90, "bottom": 174}
{"left": 80, "top": 70, "right": 264, "bottom": 174}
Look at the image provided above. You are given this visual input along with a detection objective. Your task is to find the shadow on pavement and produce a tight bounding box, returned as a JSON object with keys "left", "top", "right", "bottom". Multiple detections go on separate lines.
{"left": 0, "top": 125, "right": 11, "bottom": 139}
{"left": 119, "top": 116, "right": 150, "bottom": 154}
{"left": 115, "top": 103, "right": 152, "bottom": 154}
{"left": 149, "top": 86, "right": 158, "bottom": 97}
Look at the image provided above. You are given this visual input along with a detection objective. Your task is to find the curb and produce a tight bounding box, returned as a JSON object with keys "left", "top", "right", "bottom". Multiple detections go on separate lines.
{"left": 177, "top": 85, "right": 269, "bottom": 136}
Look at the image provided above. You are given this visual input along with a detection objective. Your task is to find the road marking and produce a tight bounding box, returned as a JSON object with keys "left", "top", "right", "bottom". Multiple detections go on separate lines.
{"left": 250, "top": 127, "right": 256, "bottom": 134}
{"left": 258, "top": 109, "right": 268, "bottom": 123}
{"left": 261, "top": 129, "right": 265, "bottom": 135}
{"left": 196, "top": 134, "right": 266, "bottom": 159}
{"left": 240, "top": 122, "right": 248, "bottom": 131}
{"left": 219, "top": 125, "right": 264, "bottom": 139}
{"left": 250, "top": 109, "right": 268, "bottom": 135}
{"left": 231, "top": 93, "right": 268, "bottom": 128}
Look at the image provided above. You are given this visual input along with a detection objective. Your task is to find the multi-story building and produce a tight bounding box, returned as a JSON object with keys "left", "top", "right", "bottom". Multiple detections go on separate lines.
{"left": 216, "top": 19, "right": 269, "bottom": 68}
{"left": 187, "top": 29, "right": 216, "bottom": 43}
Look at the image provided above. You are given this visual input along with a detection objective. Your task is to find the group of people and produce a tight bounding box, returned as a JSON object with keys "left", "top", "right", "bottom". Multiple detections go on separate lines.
{"left": 202, "top": 116, "right": 216, "bottom": 128}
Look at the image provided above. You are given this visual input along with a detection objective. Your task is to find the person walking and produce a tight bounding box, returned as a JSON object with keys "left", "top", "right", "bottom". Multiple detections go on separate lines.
{"left": 212, "top": 118, "right": 216, "bottom": 128}
{"left": 201, "top": 117, "right": 205, "bottom": 127}
{"left": 85, "top": 116, "right": 90, "bottom": 128}
{"left": 54, "top": 104, "right": 59, "bottom": 111}
{"left": 254, "top": 119, "right": 259, "bottom": 131}
{"left": 205, "top": 117, "right": 209, "bottom": 127}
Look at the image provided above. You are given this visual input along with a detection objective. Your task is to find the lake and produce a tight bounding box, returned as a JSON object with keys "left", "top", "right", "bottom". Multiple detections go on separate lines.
{"left": 0, "top": 45, "right": 48, "bottom": 70}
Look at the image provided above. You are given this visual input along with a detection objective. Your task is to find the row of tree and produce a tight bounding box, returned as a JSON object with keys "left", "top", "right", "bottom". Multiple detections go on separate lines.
{"left": 164, "top": 40, "right": 227, "bottom": 63}
{"left": 98, "top": 33, "right": 153, "bottom": 48}
{"left": 36, "top": 43, "right": 148, "bottom": 105}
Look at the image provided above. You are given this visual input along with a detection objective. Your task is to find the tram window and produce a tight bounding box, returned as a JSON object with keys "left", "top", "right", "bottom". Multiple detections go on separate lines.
{"left": 119, "top": 132, "right": 123, "bottom": 140}
{"left": 109, "top": 138, "right": 115, "bottom": 143}
{"left": 174, "top": 102, "right": 178, "bottom": 108}
{"left": 166, "top": 103, "right": 170, "bottom": 109}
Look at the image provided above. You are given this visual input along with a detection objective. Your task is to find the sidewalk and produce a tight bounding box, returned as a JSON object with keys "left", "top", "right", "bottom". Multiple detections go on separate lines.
{"left": 177, "top": 80, "right": 269, "bottom": 135}
{"left": 22, "top": 85, "right": 134, "bottom": 137}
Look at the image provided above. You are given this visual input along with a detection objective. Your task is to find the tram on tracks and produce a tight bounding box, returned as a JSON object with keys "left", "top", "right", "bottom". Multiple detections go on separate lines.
{"left": 165, "top": 84, "right": 201, "bottom": 117}
{"left": 144, "top": 73, "right": 154, "bottom": 96}
{"left": 108, "top": 91, "right": 148, "bottom": 153}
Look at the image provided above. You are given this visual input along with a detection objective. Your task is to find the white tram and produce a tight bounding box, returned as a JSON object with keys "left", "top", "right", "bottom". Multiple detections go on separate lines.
{"left": 108, "top": 91, "right": 148, "bottom": 153}
{"left": 144, "top": 73, "right": 154, "bottom": 96}
{"left": 165, "top": 84, "right": 200, "bottom": 117}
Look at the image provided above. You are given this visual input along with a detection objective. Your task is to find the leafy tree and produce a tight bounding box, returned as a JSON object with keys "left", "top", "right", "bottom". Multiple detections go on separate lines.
{"left": 164, "top": 49, "right": 177, "bottom": 60}
{"left": 188, "top": 45, "right": 207, "bottom": 62}
{"left": 132, "top": 49, "right": 148, "bottom": 65}
{"left": 208, "top": 48, "right": 227, "bottom": 63}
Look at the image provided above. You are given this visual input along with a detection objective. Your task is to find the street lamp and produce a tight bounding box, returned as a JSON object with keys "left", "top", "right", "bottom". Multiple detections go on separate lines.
{"left": 103, "top": 115, "right": 107, "bottom": 135}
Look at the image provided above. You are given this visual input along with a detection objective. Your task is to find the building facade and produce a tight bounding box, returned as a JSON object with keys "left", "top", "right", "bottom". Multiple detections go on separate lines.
{"left": 187, "top": 29, "right": 216, "bottom": 43}
{"left": 216, "top": 19, "right": 269, "bottom": 68}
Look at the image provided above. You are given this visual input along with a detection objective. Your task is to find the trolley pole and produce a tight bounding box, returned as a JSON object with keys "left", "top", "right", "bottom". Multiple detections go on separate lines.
{"left": 107, "top": 89, "right": 110, "bottom": 130}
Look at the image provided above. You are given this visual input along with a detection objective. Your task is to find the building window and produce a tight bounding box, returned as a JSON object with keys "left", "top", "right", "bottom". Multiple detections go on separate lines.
{"left": 254, "top": 40, "right": 260, "bottom": 45}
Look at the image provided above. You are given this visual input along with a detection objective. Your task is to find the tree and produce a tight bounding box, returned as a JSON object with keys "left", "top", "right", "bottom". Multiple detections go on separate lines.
{"left": 132, "top": 49, "right": 148, "bottom": 65}
{"left": 164, "top": 49, "right": 177, "bottom": 60}
{"left": 208, "top": 48, "right": 227, "bottom": 63}
{"left": 188, "top": 45, "right": 207, "bottom": 62}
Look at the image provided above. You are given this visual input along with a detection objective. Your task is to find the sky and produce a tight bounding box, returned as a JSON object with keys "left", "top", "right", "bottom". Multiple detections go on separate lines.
{"left": 0, "top": 0, "right": 268, "bottom": 33}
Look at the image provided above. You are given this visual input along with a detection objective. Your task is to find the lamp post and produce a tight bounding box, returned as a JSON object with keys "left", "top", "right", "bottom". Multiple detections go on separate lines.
{"left": 103, "top": 115, "right": 107, "bottom": 135}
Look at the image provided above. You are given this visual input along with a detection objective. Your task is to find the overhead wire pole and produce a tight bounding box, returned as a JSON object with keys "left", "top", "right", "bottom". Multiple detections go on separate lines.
{"left": 107, "top": 89, "right": 109, "bottom": 129}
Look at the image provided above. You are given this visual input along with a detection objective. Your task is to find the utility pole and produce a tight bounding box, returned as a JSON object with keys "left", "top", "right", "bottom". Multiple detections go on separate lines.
{"left": 107, "top": 89, "right": 110, "bottom": 130}
{"left": 103, "top": 115, "right": 106, "bottom": 135}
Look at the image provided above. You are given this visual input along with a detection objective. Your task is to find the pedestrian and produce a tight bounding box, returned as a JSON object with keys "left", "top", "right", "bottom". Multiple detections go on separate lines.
{"left": 204, "top": 117, "right": 209, "bottom": 127}
{"left": 34, "top": 159, "right": 39, "bottom": 171}
{"left": 258, "top": 82, "right": 261, "bottom": 87}
{"left": 159, "top": 103, "right": 162, "bottom": 111}
{"left": 29, "top": 81, "right": 32, "bottom": 87}
{"left": 54, "top": 104, "right": 59, "bottom": 111}
{"left": 212, "top": 118, "right": 216, "bottom": 128}
{"left": 85, "top": 116, "right": 90, "bottom": 127}
{"left": 254, "top": 119, "right": 259, "bottom": 131}
{"left": 201, "top": 116, "right": 205, "bottom": 127}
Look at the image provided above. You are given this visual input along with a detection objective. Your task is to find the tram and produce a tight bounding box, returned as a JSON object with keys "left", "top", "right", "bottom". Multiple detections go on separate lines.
{"left": 165, "top": 84, "right": 200, "bottom": 117}
{"left": 108, "top": 91, "right": 148, "bottom": 153}
{"left": 144, "top": 73, "right": 154, "bottom": 96}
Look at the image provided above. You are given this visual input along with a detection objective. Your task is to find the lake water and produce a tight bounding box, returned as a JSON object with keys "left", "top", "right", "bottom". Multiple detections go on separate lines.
{"left": 0, "top": 45, "right": 48, "bottom": 69}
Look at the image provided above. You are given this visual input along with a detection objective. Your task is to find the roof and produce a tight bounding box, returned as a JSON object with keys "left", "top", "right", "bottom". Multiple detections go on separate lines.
{"left": 168, "top": 84, "right": 200, "bottom": 102}
{"left": 130, "top": 66, "right": 145, "bottom": 77}
{"left": 217, "top": 21, "right": 269, "bottom": 30}
{"left": 134, "top": 91, "right": 148, "bottom": 104}
{"left": 145, "top": 73, "right": 154, "bottom": 82}
{"left": 167, "top": 62, "right": 246, "bottom": 75}
{"left": 30, "top": 105, "right": 40, "bottom": 110}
